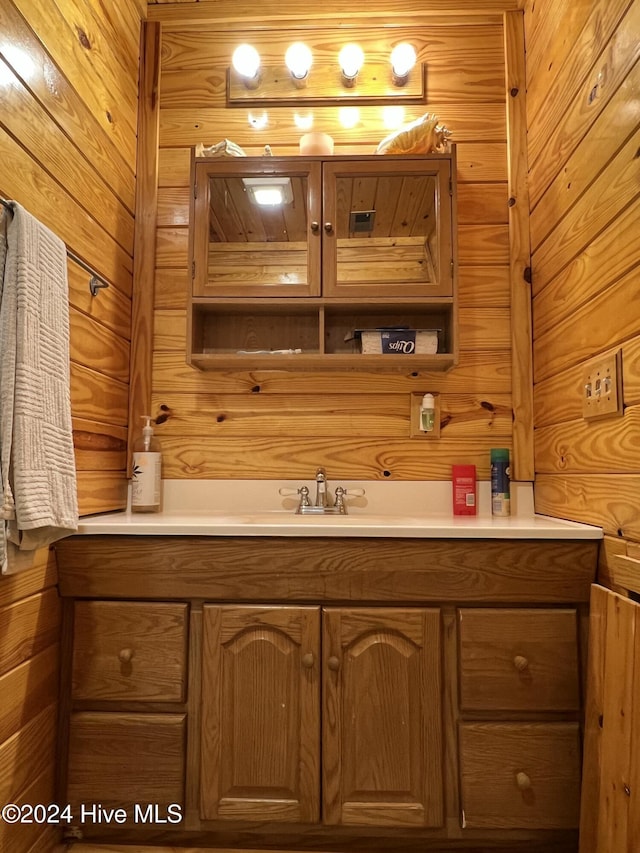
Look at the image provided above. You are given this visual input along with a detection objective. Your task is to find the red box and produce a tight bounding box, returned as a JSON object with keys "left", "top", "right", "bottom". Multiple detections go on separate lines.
{"left": 452, "top": 465, "right": 477, "bottom": 516}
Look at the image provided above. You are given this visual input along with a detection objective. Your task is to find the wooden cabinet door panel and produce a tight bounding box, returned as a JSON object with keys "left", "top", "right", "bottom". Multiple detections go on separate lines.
{"left": 458, "top": 608, "right": 580, "bottom": 712}
{"left": 67, "top": 712, "right": 185, "bottom": 819}
{"left": 72, "top": 601, "right": 188, "bottom": 702}
{"left": 201, "top": 605, "right": 320, "bottom": 823}
{"left": 460, "top": 722, "right": 581, "bottom": 829}
{"left": 322, "top": 607, "right": 442, "bottom": 827}
{"left": 580, "top": 585, "right": 640, "bottom": 853}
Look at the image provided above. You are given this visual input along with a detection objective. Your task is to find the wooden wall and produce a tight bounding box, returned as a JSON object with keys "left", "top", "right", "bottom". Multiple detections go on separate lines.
{"left": 0, "top": 1, "right": 142, "bottom": 850}
{"left": 148, "top": 0, "right": 516, "bottom": 483}
{"left": 524, "top": 0, "right": 640, "bottom": 555}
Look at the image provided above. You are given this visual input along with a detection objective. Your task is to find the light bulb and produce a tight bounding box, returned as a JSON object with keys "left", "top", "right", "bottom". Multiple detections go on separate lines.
{"left": 390, "top": 43, "right": 417, "bottom": 81}
{"left": 339, "top": 44, "right": 364, "bottom": 84}
{"left": 232, "top": 44, "right": 261, "bottom": 82}
{"left": 285, "top": 42, "right": 313, "bottom": 80}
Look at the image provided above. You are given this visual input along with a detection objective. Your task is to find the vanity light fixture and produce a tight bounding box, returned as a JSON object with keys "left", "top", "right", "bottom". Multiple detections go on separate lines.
{"left": 338, "top": 44, "right": 365, "bottom": 88}
{"left": 227, "top": 42, "right": 426, "bottom": 106}
{"left": 390, "top": 43, "right": 417, "bottom": 86}
{"left": 231, "top": 44, "right": 261, "bottom": 89}
{"left": 285, "top": 42, "right": 313, "bottom": 87}
{"left": 242, "top": 176, "right": 293, "bottom": 207}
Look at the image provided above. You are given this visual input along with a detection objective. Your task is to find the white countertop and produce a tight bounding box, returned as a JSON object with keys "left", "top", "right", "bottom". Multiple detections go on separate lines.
{"left": 75, "top": 509, "right": 602, "bottom": 539}
{"left": 74, "top": 480, "right": 602, "bottom": 541}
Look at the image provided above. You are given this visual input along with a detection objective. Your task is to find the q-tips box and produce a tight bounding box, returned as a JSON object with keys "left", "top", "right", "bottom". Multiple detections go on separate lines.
{"left": 358, "top": 328, "right": 440, "bottom": 355}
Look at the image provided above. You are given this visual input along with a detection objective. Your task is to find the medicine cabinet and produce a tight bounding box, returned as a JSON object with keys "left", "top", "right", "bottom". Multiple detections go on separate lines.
{"left": 188, "top": 150, "right": 457, "bottom": 371}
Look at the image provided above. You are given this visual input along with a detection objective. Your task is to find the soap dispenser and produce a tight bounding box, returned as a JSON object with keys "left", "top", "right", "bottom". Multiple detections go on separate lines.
{"left": 131, "top": 416, "right": 162, "bottom": 513}
{"left": 420, "top": 393, "right": 436, "bottom": 432}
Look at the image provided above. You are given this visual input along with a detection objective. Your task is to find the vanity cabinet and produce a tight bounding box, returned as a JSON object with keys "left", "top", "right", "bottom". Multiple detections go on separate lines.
{"left": 64, "top": 601, "right": 188, "bottom": 822}
{"left": 55, "top": 534, "right": 597, "bottom": 850}
{"left": 188, "top": 151, "right": 457, "bottom": 371}
{"left": 200, "top": 605, "right": 443, "bottom": 827}
{"left": 457, "top": 608, "right": 582, "bottom": 830}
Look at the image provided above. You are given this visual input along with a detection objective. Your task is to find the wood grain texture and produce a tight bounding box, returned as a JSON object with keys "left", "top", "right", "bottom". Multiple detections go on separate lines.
{"left": 55, "top": 536, "right": 598, "bottom": 604}
{"left": 72, "top": 601, "right": 188, "bottom": 702}
{"left": 579, "top": 584, "right": 608, "bottom": 853}
{"left": 67, "top": 712, "right": 186, "bottom": 815}
{"left": 459, "top": 723, "right": 581, "bottom": 828}
{"left": 0, "top": 704, "right": 58, "bottom": 809}
{"left": 0, "top": 588, "right": 61, "bottom": 677}
{"left": 148, "top": 0, "right": 517, "bottom": 27}
{"left": 503, "top": 10, "right": 534, "bottom": 481}
{"left": 129, "top": 22, "right": 162, "bottom": 466}
{"left": 458, "top": 608, "right": 580, "bottom": 712}
{"left": 323, "top": 608, "right": 443, "bottom": 827}
{"left": 201, "top": 606, "right": 320, "bottom": 823}
{"left": 535, "top": 474, "right": 640, "bottom": 541}
{"left": 11, "top": 0, "right": 138, "bottom": 162}
{"left": 0, "top": 765, "right": 59, "bottom": 853}
{"left": 0, "top": 0, "right": 136, "bottom": 212}
{"left": 526, "top": 0, "right": 640, "bottom": 557}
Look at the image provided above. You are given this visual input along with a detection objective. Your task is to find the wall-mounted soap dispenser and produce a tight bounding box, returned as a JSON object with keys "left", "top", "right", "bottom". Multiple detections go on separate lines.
{"left": 410, "top": 392, "right": 440, "bottom": 438}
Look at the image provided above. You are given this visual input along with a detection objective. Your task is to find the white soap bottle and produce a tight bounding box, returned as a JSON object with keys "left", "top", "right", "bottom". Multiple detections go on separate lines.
{"left": 131, "top": 416, "right": 162, "bottom": 513}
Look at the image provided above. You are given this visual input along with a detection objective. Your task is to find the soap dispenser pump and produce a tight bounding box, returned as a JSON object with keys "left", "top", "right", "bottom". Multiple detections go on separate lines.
{"left": 131, "top": 415, "right": 162, "bottom": 513}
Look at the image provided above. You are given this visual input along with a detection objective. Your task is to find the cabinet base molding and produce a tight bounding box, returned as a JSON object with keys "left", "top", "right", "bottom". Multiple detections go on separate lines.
{"left": 65, "top": 829, "right": 578, "bottom": 852}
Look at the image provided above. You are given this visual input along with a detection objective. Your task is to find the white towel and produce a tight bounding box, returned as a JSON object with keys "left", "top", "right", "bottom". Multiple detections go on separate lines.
{"left": 0, "top": 202, "right": 78, "bottom": 574}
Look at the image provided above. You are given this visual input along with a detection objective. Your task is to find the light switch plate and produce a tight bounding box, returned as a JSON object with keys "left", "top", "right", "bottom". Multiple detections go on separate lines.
{"left": 582, "top": 349, "right": 623, "bottom": 421}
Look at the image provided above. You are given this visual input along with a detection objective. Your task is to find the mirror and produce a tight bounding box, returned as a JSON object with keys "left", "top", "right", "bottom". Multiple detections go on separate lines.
{"left": 206, "top": 174, "right": 312, "bottom": 290}
{"left": 334, "top": 173, "right": 440, "bottom": 290}
{"left": 192, "top": 157, "right": 452, "bottom": 300}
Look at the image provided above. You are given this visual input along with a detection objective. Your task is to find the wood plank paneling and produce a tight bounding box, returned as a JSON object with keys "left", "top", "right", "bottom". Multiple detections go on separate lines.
{"left": 1, "top": 4, "right": 141, "bottom": 851}
{"left": 0, "top": 588, "right": 61, "bottom": 677}
{"left": 153, "top": 11, "right": 515, "bottom": 484}
{"left": 11, "top": 0, "right": 138, "bottom": 162}
{"left": 526, "top": 0, "right": 640, "bottom": 547}
{"left": 0, "top": 0, "right": 136, "bottom": 212}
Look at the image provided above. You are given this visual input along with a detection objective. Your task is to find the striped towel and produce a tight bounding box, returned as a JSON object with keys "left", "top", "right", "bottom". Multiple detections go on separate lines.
{"left": 0, "top": 202, "right": 78, "bottom": 574}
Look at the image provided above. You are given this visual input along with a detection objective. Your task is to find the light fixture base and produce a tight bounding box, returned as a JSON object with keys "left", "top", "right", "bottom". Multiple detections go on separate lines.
{"left": 227, "top": 62, "right": 426, "bottom": 107}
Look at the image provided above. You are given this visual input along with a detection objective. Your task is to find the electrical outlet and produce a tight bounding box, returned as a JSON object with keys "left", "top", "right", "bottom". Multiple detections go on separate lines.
{"left": 582, "top": 349, "right": 623, "bottom": 421}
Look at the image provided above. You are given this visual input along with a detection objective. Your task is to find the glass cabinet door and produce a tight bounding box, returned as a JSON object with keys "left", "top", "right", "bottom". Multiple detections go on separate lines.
{"left": 321, "top": 158, "right": 453, "bottom": 298}
{"left": 192, "top": 159, "right": 322, "bottom": 298}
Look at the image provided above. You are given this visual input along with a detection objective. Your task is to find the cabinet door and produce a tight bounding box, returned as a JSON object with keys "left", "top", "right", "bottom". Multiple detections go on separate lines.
{"left": 67, "top": 712, "right": 186, "bottom": 821}
{"left": 580, "top": 585, "right": 640, "bottom": 853}
{"left": 201, "top": 605, "right": 320, "bottom": 822}
{"left": 322, "top": 158, "right": 454, "bottom": 298}
{"left": 323, "top": 607, "right": 443, "bottom": 827}
{"left": 192, "top": 159, "right": 322, "bottom": 298}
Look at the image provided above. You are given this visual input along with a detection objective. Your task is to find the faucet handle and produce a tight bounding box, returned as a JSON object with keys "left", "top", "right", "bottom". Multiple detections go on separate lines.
{"left": 279, "top": 485, "right": 311, "bottom": 509}
{"left": 342, "top": 488, "right": 365, "bottom": 497}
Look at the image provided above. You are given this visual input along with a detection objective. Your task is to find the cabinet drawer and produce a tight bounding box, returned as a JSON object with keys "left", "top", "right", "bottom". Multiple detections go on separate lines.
{"left": 458, "top": 608, "right": 580, "bottom": 712}
{"left": 67, "top": 712, "right": 185, "bottom": 816}
{"left": 459, "top": 723, "right": 581, "bottom": 829}
{"left": 72, "top": 601, "right": 188, "bottom": 702}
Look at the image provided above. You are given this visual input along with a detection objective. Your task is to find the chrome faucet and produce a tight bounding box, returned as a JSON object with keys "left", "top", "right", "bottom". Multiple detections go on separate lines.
{"left": 315, "top": 467, "right": 329, "bottom": 507}
{"left": 278, "top": 471, "right": 365, "bottom": 515}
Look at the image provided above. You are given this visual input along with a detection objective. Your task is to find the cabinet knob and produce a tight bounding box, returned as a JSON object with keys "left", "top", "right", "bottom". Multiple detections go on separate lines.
{"left": 118, "top": 648, "right": 134, "bottom": 664}
{"left": 310, "top": 221, "right": 320, "bottom": 233}
{"left": 324, "top": 222, "right": 333, "bottom": 234}
{"left": 302, "top": 652, "right": 314, "bottom": 668}
{"left": 515, "top": 771, "right": 532, "bottom": 790}
{"left": 513, "top": 654, "right": 529, "bottom": 672}
{"left": 327, "top": 655, "right": 340, "bottom": 671}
